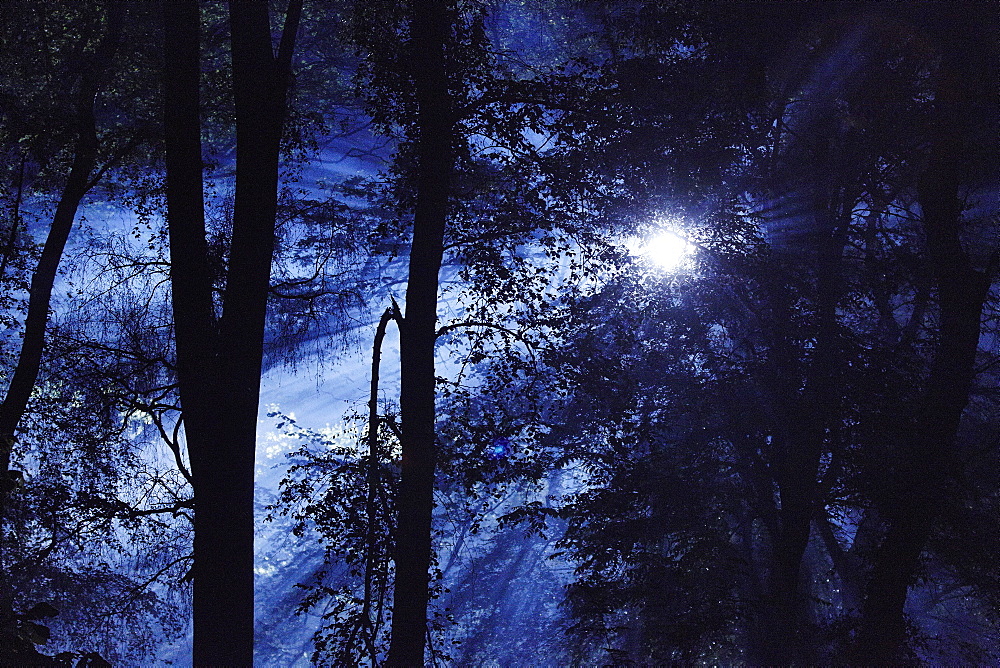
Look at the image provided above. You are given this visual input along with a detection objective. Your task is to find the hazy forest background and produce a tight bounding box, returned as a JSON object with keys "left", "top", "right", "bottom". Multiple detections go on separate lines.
{"left": 1, "top": 0, "right": 999, "bottom": 665}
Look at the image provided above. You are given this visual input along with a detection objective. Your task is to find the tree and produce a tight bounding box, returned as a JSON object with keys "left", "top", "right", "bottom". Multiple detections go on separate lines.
{"left": 0, "top": 3, "right": 170, "bottom": 661}
{"left": 853, "top": 5, "right": 1000, "bottom": 660}
{"left": 162, "top": 0, "right": 302, "bottom": 662}
{"left": 350, "top": 1, "right": 615, "bottom": 660}
{"left": 382, "top": 0, "right": 454, "bottom": 663}
{"left": 464, "top": 3, "right": 1000, "bottom": 662}
{"left": 0, "top": 0, "right": 121, "bottom": 550}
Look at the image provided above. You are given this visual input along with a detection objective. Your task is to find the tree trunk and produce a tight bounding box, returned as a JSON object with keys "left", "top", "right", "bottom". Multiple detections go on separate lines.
{"left": 386, "top": 1, "right": 453, "bottom": 664}
{"left": 365, "top": 306, "right": 397, "bottom": 663}
{"left": 0, "top": 5, "right": 120, "bottom": 614}
{"left": 0, "top": 86, "right": 97, "bottom": 502}
{"left": 755, "top": 194, "right": 852, "bottom": 664}
{"left": 163, "top": 1, "right": 301, "bottom": 663}
{"left": 853, "top": 51, "right": 990, "bottom": 661}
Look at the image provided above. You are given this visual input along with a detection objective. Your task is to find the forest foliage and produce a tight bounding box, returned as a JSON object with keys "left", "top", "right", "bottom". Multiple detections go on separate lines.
{"left": 0, "top": 0, "right": 999, "bottom": 665}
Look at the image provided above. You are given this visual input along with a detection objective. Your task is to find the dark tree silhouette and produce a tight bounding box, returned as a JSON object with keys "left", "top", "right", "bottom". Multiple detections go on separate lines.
{"left": 854, "top": 7, "right": 1000, "bottom": 660}
{"left": 162, "top": 0, "right": 302, "bottom": 662}
{"left": 386, "top": 0, "right": 454, "bottom": 662}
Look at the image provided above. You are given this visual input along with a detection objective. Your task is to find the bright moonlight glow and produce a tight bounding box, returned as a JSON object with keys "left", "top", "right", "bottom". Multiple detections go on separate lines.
{"left": 640, "top": 230, "right": 693, "bottom": 271}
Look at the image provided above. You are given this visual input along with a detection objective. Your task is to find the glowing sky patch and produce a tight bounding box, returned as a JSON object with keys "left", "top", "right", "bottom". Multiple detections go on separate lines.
{"left": 638, "top": 229, "right": 693, "bottom": 271}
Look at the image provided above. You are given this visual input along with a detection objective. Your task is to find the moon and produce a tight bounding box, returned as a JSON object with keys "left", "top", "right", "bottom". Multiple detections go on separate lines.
{"left": 641, "top": 230, "right": 692, "bottom": 271}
